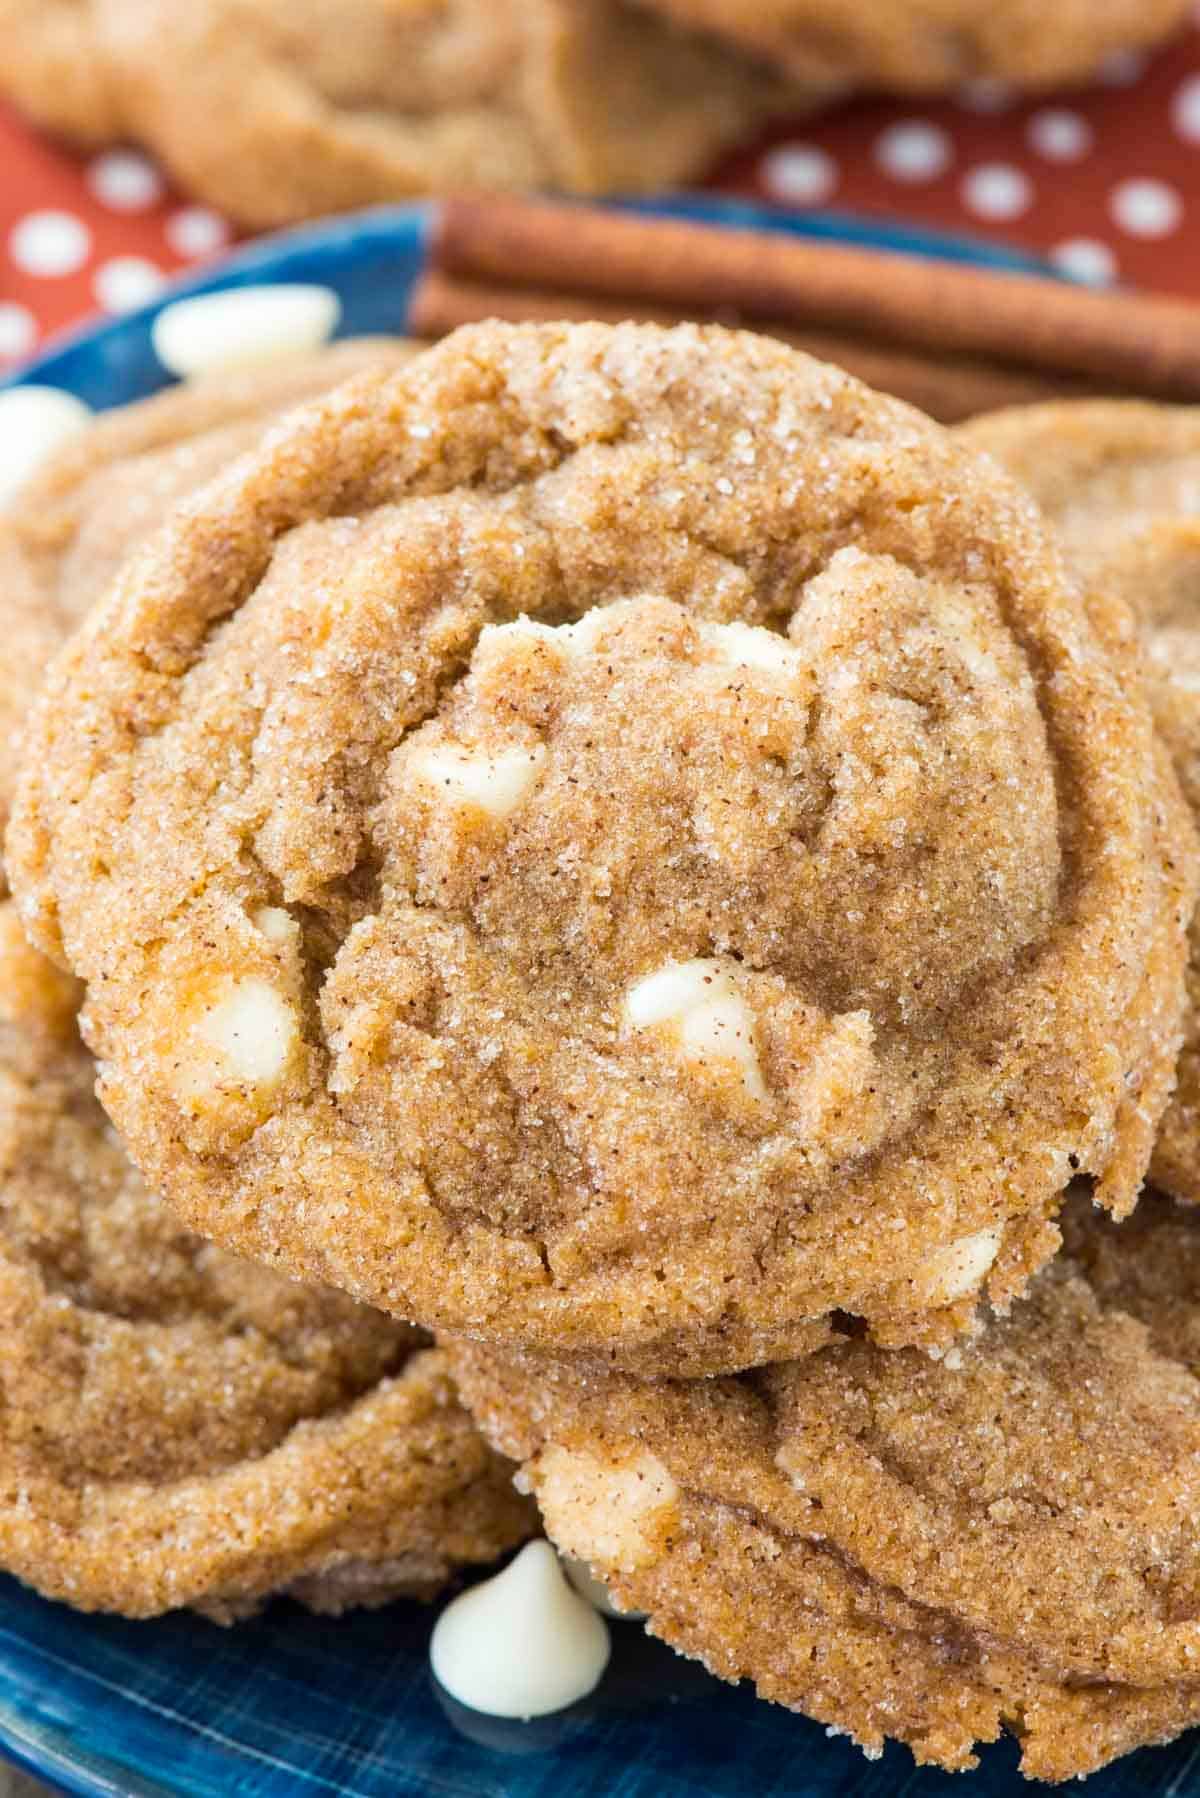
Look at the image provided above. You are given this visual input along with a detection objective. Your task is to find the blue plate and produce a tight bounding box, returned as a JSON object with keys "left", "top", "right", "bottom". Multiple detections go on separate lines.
{"left": 1, "top": 196, "right": 1186, "bottom": 1798}
{"left": 1, "top": 193, "right": 1053, "bottom": 407}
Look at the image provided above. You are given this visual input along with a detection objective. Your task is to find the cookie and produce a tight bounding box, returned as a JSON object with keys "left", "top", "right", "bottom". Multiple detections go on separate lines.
{"left": 0, "top": 898, "right": 534, "bottom": 1620}
{"left": 0, "top": 337, "right": 419, "bottom": 844}
{"left": 447, "top": 1187, "right": 1200, "bottom": 1780}
{"left": 0, "top": 340, "right": 533, "bottom": 1620}
{"left": 960, "top": 400, "right": 1200, "bottom": 1204}
{"left": 9, "top": 320, "right": 1191, "bottom": 1375}
{"left": 0, "top": 0, "right": 810, "bottom": 230}
{"left": 0, "top": 0, "right": 123, "bottom": 145}
{"left": 636, "top": 0, "right": 1189, "bottom": 91}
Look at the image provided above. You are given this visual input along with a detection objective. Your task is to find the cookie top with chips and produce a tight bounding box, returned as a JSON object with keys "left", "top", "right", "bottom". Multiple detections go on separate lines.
{"left": 0, "top": 339, "right": 531, "bottom": 1619}
{"left": 9, "top": 321, "right": 1192, "bottom": 1375}
{"left": 0, "top": 895, "right": 532, "bottom": 1620}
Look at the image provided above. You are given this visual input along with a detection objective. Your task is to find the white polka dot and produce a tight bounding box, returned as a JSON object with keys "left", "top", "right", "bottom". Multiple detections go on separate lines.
{"left": 1050, "top": 238, "right": 1118, "bottom": 286}
{"left": 1171, "top": 74, "right": 1200, "bottom": 144}
{"left": 93, "top": 256, "right": 166, "bottom": 314}
{"left": 957, "top": 79, "right": 1015, "bottom": 113}
{"left": 86, "top": 149, "right": 164, "bottom": 212}
{"left": 1098, "top": 48, "right": 1147, "bottom": 86}
{"left": 1027, "top": 109, "right": 1093, "bottom": 162}
{"left": 874, "top": 120, "right": 951, "bottom": 182}
{"left": 961, "top": 163, "right": 1033, "bottom": 222}
{"left": 761, "top": 144, "right": 837, "bottom": 206}
{"left": 164, "top": 206, "right": 231, "bottom": 260}
{"left": 0, "top": 303, "right": 37, "bottom": 361}
{"left": 9, "top": 210, "right": 91, "bottom": 278}
{"left": 1110, "top": 177, "right": 1183, "bottom": 239}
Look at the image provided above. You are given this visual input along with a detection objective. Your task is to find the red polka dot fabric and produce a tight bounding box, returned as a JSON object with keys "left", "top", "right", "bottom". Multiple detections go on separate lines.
{"left": 715, "top": 19, "right": 1200, "bottom": 295}
{"left": 2, "top": 10, "right": 1199, "bottom": 373}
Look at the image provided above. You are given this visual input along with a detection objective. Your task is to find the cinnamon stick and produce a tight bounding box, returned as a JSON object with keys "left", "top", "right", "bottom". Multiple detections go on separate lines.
{"left": 432, "top": 194, "right": 1200, "bottom": 401}
{"left": 408, "top": 268, "right": 1106, "bottom": 424}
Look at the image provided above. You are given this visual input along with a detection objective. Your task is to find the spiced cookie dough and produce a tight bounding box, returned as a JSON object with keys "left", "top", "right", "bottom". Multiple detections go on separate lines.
{"left": 0, "top": 0, "right": 809, "bottom": 230}
{"left": 636, "top": 0, "right": 1189, "bottom": 92}
{"left": 0, "top": 338, "right": 534, "bottom": 1620}
{"left": 448, "top": 1188, "right": 1200, "bottom": 1780}
{"left": 10, "top": 321, "right": 1192, "bottom": 1374}
{"left": 960, "top": 401, "right": 1200, "bottom": 1203}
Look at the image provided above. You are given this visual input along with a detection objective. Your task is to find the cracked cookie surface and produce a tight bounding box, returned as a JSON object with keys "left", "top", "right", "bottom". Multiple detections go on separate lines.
{"left": 0, "top": 914, "right": 532, "bottom": 1622}
{"left": 8, "top": 320, "right": 1192, "bottom": 1375}
{"left": 448, "top": 1188, "right": 1200, "bottom": 1780}
{"left": 636, "top": 0, "right": 1189, "bottom": 91}
{"left": 0, "top": 341, "right": 533, "bottom": 1620}
{"left": 961, "top": 400, "right": 1200, "bottom": 1205}
{"left": 0, "top": 0, "right": 811, "bottom": 229}
{"left": 0, "top": 336, "right": 419, "bottom": 846}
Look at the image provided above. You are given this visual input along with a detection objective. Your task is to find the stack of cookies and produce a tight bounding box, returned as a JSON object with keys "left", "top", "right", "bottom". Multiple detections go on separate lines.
{"left": 6, "top": 319, "right": 1200, "bottom": 1780}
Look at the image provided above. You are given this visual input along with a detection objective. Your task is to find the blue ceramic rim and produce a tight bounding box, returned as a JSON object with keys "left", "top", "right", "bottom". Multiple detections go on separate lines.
{"left": 0, "top": 193, "right": 1056, "bottom": 414}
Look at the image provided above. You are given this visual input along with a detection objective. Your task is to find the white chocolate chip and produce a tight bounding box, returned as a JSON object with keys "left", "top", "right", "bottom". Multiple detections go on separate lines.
{"left": 0, "top": 385, "right": 92, "bottom": 503}
{"left": 705, "top": 620, "right": 802, "bottom": 680}
{"left": 534, "top": 1446, "right": 680, "bottom": 1573}
{"left": 624, "top": 957, "right": 766, "bottom": 1100}
{"left": 482, "top": 611, "right": 609, "bottom": 663}
{"left": 151, "top": 284, "right": 340, "bottom": 378}
{"left": 251, "top": 905, "right": 295, "bottom": 946}
{"left": 414, "top": 742, "right": 546, "bottom": 820}
{"left": 624, "top": 959, "right": 716, "bottom": 1028}
{"left": 911, "top": 1227, "right": 1001, "bottom": 1305}
{"left": 563, "top": 1556, "right": 646, "bottom": 1621}
{"left": 188, "top": 975, "right": 296, "bottom": 1091}
{"left": 429, "top": 1541, "right": 610, "bottom": 1718}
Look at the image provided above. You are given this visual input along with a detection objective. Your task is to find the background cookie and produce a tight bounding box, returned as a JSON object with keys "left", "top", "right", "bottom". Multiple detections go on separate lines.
{"left": 960, "top": 400, "right": 1200, "bottom": 1204}
{"left": 10, "top": 320, "right": 1191, "bottom": 1375}
{"left": 635, "top": 0, "right": 1190, "bottom": 91}
{"left": 448, "top": 1188, "right": 1200, "bottom": 1780}
{"left": 0, "top": 0, "right": 811, "bottom": 228}
{"left": 0, "top": 0, "right": 123, "bottom": 144}
{"left": 0, "top": 338, "right": 533, "bottom": 1620}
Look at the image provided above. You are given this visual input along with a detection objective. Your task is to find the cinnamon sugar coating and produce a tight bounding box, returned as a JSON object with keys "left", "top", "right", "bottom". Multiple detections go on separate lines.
{"left": 0, "top": 900, "right": 532, "bottom": 1619}
{"left": 0, "top": 342, "right": 532, "bottom": 1619}
{"left": 961, "top": 400, "right": 1200, "bottom": 1204}
{"left": 0, "top": 337, "right": 419, "bottom": 847}
{"left": 448, "top": 1189, "right": 1200, "bottom": 1780}
{"left": 9, "top": 322, "right": 1191, "bottom": 1374}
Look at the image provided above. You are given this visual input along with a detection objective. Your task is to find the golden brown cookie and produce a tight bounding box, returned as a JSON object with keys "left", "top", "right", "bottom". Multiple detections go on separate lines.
{"left": 0, "top": 0, "right": 811, "bottom": 230}
{"left": 0, "top": 338, "right": 418, "bottom": 844}
{"left": 9, "top": 321, "right": 1192, "bottom": 1376}
{"left": 636, "top": 0, "right": 1189, "bottom": 91}
{"left": 960, "top": 400, "right": 1200, "bottom": 1204}
{"left": 0, "top": 0, "right": 123, "bottom": 143}
{"left": 447, "top": 1187, "right": 1200, "bottom": 1780}
{"left": 0, "top": 340, "right": 534, "bottom": 1620}
{"left": 0, "top": 902, "right": 533, "bottom": 1620}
